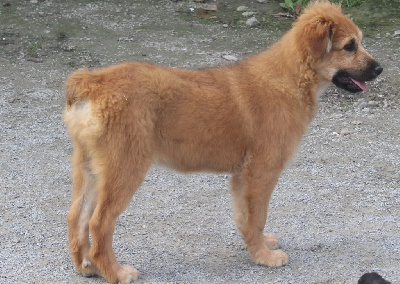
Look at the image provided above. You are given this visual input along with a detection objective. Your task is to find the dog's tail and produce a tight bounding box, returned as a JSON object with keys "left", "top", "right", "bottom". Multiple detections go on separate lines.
{"left": 64, "top": 68, "right": 105, "bottom": 143}
{"left": 65, "top": 68, "right": 101, "bottom": 107}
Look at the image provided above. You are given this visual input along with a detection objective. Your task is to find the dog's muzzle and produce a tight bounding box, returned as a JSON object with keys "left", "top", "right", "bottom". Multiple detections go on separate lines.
{"left": 332, "top": 62, "right": 383, "bottom": 93}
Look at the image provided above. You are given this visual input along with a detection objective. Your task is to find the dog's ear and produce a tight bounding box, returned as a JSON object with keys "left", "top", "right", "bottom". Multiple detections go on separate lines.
{"left": 301, "top": 17, "right": 334, "bottom": 60}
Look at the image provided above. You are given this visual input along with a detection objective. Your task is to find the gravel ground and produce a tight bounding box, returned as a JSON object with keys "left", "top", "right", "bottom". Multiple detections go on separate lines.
{"left": 0, "top": 1, "right": 399, "bottom": 283}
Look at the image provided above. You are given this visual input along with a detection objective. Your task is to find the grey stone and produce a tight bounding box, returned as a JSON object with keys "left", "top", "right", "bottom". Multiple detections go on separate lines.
{"left": 246, "top": 17, "right": 259, "bottom": 27}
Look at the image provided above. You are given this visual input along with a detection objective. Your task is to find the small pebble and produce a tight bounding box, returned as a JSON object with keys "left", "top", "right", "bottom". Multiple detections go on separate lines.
{"left": 236, "top": 6, "right": 248, "bottom": 12}
{"left": 340, "top": 128, "right": 352, "bottom": 136}
{"left": 222, "top": 55, "right": 238, "bottom": 61}
{"left": 246, "top": 17, "right": 259, "bottom": 27}
{"left": 358, "top": 101, "right": 368, "bottom": 110}
{"left": 242, "top": 12, "right": 256, "bottom": 17}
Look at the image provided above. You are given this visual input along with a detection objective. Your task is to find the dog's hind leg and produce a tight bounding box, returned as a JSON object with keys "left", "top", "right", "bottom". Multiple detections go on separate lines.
{"left": 233, "top": 166, "right": 289, "bottom": 267}
{"left": 86, "top": 142, "right": 151, "bottom": 284}
{"left": 231, "top": 174, "right": 280, "bottom": 250}
{"left": 67, "top": 145, "right": 99, "bottom": 277}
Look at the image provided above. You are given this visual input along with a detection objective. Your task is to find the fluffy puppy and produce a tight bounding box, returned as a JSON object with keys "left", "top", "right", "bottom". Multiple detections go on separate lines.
{"left": 64, "top": 1, "right": 382, "bottom": 283}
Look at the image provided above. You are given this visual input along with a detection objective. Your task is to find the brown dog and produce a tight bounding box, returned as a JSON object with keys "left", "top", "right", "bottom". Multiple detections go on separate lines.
{"left": 64, "top": 1, "right": 382, "bottom": 283}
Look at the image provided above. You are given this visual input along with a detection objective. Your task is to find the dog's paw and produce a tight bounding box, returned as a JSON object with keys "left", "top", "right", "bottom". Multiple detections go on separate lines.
{"left": 253, "top": 249, "right": 289, "bottom": 267}
{"left": 117, "top": 265, "right": 139, "bottom": 284}
{"left": 264, "top": 233, "right": 279, "bottom": 250}
{"left": 79, "top": 257, "right": 99, "bottom": 277}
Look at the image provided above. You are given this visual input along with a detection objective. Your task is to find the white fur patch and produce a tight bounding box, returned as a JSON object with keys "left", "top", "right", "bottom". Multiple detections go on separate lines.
{"left": 316, "top": 81, "right": 331, "bottom": 98}
{"left": 75, "top": 100, "right": 90, "bottom": 113}
{"left": 77, "top": 168, "right": 97, "bottom": 242}
{"left": 64, "top": 100, "right": 103, "bottom": 142}
{"left": 326, "top": 38, "right": 332, "bottom": 53}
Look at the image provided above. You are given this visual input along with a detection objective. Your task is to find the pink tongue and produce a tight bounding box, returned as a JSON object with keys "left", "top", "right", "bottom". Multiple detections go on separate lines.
{"left": 350, "top": 78, "right": 368, "bottom": 91}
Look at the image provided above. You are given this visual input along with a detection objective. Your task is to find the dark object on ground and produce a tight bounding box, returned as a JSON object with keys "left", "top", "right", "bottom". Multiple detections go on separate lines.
{"left": 358, "top": 272, "right": 391, "bottom": 284}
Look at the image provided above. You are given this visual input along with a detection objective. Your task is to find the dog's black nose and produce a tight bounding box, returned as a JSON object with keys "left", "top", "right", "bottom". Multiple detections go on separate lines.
{"left": 374, "top": 65, "right": 383, "bottom": 76}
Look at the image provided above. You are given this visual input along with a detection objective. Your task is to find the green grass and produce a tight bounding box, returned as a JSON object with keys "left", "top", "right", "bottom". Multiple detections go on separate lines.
{"left": 27, "top": 37, "right": 45, "bottom": 57}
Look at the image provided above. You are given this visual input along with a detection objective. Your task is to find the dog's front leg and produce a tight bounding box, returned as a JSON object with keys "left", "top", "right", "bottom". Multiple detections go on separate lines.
{"left": 234, "top": 167, "right": 289, "bottom": 267}
{"left": 231, "top": 175, "right": 280, "bottom": 251}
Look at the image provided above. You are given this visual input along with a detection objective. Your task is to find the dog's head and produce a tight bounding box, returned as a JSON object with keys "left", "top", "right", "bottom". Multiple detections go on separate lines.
{"left": 292, "top": 1, "right": 382, "bottom": 93}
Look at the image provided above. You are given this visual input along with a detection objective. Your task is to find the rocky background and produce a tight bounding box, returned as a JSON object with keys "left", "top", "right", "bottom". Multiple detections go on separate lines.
{"left": 0, "top": 1, "right": 399, "bottom": 283}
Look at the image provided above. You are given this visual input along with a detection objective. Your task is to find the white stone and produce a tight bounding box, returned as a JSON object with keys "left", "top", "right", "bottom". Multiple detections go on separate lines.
{"left": 246, "top": 17, "right": 259, "bottom": 27}
{"left": 242, "top": 12, "right": 256, "bottom": 17}
{"left": 222, "top": 55, "right": 238, "bottom": 61}
{"left": 237, "top": 6, "right": 248, "bottom": 12}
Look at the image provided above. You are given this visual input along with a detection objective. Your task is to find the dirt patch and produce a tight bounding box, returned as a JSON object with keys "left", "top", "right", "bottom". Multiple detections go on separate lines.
{"left": 0, "top": 1, "right": 399, "bottom": 283}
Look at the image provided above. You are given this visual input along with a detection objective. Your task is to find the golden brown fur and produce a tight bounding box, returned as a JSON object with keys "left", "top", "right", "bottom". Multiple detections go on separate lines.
{"left": 64, "top": 1, "right": 382, "bottom": 283}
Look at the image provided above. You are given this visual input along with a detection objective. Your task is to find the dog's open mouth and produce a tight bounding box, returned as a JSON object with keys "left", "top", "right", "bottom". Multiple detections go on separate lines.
{"left": 332, "top": 71, "right": 368, "bottom": 93}
{"left": 350, "top": 78, "right": 368, "bottom": 91}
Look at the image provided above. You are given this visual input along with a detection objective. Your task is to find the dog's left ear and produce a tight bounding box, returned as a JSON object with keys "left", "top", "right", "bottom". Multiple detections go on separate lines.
{"left": 302, "top": 17, "right": 334, "bottom": 60}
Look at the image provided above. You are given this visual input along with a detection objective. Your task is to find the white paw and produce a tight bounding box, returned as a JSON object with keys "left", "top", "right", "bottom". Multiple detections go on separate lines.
{"left": 82, "top": 257, "right": 91, "bottom": 268}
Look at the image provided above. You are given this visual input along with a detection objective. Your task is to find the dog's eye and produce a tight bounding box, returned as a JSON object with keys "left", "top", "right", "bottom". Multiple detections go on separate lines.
{"left": 343, "top": 40, "right": 356, "bottom": 52}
